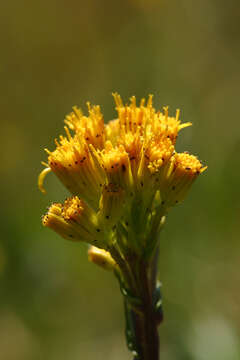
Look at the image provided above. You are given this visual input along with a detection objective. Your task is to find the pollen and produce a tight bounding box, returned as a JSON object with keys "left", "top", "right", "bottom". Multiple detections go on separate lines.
{"left": 146, "top": 135, "right": 175, "bottom": 174}
{"left": 173, "top": 153, "right": 207, "bottom": 176}
{"left": 62, "top": 196, "right": 84, "bottom": 221}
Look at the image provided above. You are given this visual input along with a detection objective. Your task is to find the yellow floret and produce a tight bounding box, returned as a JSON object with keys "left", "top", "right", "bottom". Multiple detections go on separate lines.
{"left": 160, "top": 152, "right": 207, "bottom": 207}
{"left": 43, "top": 197, "right": 107, "bottom": 248}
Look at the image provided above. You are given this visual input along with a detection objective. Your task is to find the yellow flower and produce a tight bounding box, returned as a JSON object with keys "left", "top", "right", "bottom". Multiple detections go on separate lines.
{"left": 42, "top": 196, "right": 107, "bottom": 248}
{"left": 39, "top": 94, "right": 206, "bottom": 251}
{"left": 42, "top": 131, "right": 105, "bottom": 210}
{"left": 159, "top": 152, "right": 207, "bottom": 208}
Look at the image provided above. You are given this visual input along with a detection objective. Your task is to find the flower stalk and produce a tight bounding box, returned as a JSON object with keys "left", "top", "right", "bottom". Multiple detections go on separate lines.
{"left": 124, "top": 258, "right": 162, "bottom": 360}
{"left": 38, "top": 93, "right": 206, "bottom": 359}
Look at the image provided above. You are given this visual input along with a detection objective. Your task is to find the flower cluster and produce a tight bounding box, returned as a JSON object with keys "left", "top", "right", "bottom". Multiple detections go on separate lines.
{"left": 39, "top": 94, "right": 206, "bottom": 263}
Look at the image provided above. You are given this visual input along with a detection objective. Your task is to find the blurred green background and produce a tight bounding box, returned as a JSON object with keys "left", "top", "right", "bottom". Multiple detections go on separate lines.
{"left": 1, "top": 0, "right": 240, "bottom": 359}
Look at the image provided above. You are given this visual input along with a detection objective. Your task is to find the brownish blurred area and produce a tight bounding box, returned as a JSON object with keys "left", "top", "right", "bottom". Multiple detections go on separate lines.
{"left": 0, "top": 0, "right": 240, "bottom": 359}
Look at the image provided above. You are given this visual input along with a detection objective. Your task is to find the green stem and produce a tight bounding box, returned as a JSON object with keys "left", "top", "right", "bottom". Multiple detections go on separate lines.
{"left": 139, "top": 259, "right": 160, "bottom": 359}
{"left": 124, "top": 257, "right": 162, "bottom": 360}
{"left": 111, "top": 228, "right": 163, "bottom": 359}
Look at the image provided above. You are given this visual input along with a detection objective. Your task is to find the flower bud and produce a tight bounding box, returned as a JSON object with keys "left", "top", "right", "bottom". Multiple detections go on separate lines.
{"left": 88, "top": 246, "right": 116, "bottom": 271}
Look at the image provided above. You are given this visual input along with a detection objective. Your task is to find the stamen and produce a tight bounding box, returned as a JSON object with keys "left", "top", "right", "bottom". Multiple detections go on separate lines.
{"left": 176, "top": 109, "right": 180, "bottom": 122}
{"left": 64, "top": 126, "right": 72, "bottom": 141}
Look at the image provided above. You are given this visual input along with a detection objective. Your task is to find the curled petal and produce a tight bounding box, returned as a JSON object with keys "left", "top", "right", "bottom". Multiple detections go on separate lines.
{"left": 38, "top": 167, "right": 51, "bottom": 194}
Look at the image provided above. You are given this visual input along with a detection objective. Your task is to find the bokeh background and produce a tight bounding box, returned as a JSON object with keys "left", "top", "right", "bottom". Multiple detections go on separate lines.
{"left": 1, "top": 0, "right": 240, "bottom": 359}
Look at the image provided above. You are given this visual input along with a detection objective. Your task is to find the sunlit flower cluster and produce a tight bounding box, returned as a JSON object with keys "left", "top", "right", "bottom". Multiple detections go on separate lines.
{"left": 39, "top": 94, "right": 206, "bottom": 258}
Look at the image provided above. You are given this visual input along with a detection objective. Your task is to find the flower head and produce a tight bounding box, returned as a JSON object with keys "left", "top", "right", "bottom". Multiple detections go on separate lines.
{"left": 42, "top": 197, "right": 107, "bottom": 248}
{"left": 39, "top": 94, "right": 206, "bottom": 258}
